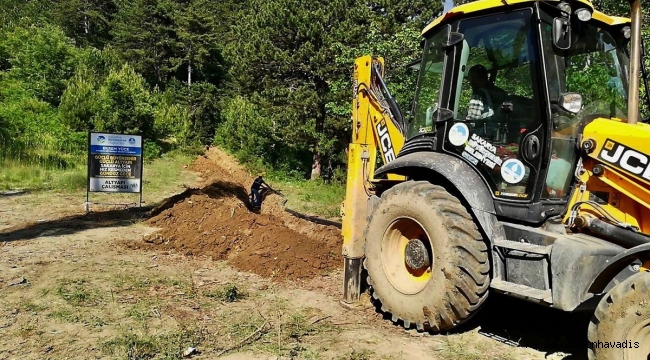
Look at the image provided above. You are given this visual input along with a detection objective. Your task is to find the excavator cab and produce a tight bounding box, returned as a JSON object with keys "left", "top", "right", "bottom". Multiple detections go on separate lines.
{"left": 342, "top": 1, "right": 650, "bottom": 359}
{"left": 405, "top": 2, "right": 630, "bottom": 209}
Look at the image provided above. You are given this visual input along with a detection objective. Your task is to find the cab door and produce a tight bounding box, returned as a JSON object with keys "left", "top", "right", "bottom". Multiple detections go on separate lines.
{"left": 442, "top": 8, "right": 548, "bottom": 221}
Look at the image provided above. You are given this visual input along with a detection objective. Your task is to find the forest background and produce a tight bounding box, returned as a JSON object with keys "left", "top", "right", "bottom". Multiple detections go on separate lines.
{"left": 0, "top": 0, "right": 647, "bottom": 191}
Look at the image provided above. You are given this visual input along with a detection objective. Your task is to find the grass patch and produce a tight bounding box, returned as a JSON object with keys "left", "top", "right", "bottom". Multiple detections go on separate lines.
{"left": 141, "top": 152, "right": 196, "bottom": 195}
{"left": 203, "top": 283, "right": 247, "bottom": 303}
{"left": 0, "top": 158, "right": 86, "bottom": 191}
{"left": 19, "top": 301, "right": 48, "bottom": 314}
{"left": 0, "top": 150, "right": 197, "bottom": 196}
{"left": 267, "top": 177, "right": 345, "bottom": 219}
{"left": 49, "top": 309, "right": 83, "bottom": 323}
{"left": 56, "top": 278, "right": 100, "bottom": 306}
{"left": 434, "top": 337, "right": 519, "bottom": 360}
{"left": 218, "top": 304, "right": 337, "bottom": 358}
{"left": 127, "top": 300, "right": 161, "bottom": 323}
{"left": 101, "top": 325, "right": 205, "bottom": 360}
{"left": 112, "top": 273, "right": 153, "bottom": 293}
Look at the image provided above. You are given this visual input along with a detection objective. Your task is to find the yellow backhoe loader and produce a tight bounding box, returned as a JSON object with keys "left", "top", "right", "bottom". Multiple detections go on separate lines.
{"left": 340, "top": 0, "right": 650, "bottom": 359}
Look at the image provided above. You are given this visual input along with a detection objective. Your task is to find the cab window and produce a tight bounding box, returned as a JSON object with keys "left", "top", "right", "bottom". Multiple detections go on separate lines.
{"left": 446, "top": 9, "right": 541, "bottom": 199}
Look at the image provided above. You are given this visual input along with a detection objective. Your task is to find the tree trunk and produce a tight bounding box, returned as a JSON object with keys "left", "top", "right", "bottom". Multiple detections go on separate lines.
{"left": 311, "top": 79, "right": 328, "bottom": 180}
{"left": 311, "top": 153, "right": 321, "bottom": 180}
{"left": 188, "top": 61, "right": 192, "bottom": 86}
{"left": 83, "top": 0, "right": 89, "bottom": 35}
{"left": 188, "top": 44, "right": 192, "bottom": 86}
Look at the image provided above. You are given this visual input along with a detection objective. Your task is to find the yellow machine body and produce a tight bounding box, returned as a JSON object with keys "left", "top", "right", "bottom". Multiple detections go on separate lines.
{"left": 565, "top": 119, "right": 650, "bottom": 235}
{"left": 341, "top": 56, "right": 405, "bottom": 260}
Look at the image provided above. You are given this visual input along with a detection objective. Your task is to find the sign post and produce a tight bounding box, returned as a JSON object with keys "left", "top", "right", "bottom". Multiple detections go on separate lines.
{"left": 86, "top": 132, "right": 144, "bottom": 211}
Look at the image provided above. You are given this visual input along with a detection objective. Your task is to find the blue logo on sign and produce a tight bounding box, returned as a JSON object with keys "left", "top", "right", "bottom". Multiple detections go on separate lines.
{"left": 505, "top": 162, "right": 522, "bottom": 174}
{"left": 128, "top": 137, "right": 136, "bottom": 145}
{"left": 501, "top": 159, "right": 525, "bottom": 184}
{"left": 449, "top": 123, "right": 470, "bottom": 146}
{"left": 97, "top": 136, "right": 106, "bottom": 144}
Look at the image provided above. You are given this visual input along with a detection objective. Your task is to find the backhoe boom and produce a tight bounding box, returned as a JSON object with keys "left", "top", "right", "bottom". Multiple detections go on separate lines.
{"left": 340, "top": 56, "right": 405, "bottom": 305}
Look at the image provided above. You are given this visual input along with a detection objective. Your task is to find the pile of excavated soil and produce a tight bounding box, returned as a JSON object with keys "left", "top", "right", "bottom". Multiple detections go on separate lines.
{"left": 133, "top": 148, "right": 343, "bottom": 281}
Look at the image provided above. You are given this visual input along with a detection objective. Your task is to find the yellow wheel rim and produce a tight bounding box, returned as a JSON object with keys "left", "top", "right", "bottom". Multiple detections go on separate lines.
{"left": 380, "top": 217, "right": 433, "bottom": 295}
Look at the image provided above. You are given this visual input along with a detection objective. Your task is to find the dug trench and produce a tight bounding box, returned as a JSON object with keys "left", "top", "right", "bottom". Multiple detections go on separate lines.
{"left": 127, "top": 148, "right": 342, "bottom": 282}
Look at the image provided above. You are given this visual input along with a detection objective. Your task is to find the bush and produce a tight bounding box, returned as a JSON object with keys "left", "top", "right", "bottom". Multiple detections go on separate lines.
{"left": 93, "top": 64, "right": 155, "bottom": 139}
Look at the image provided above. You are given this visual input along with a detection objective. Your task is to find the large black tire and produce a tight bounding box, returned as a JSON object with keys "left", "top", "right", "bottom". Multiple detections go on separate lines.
{"left": 587, "top": 271, "right": 650, "bottom": 360}
{"left": 363, "top": 180, "right": 490, "bottom": 332}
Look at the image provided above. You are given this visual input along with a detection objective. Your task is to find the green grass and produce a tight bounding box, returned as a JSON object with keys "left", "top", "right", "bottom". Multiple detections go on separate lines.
{"left": 56, "top": 278, "right": 100, "bottom": 306}
{"left": 0, "top": 149, "right": 196, "bottom": 195}
{"left": 101, "top": 326, "right": 205, "bottom": 360}
{"left": 0, "top": 158, "right": 87, "bottom": 191}
{"left": 19, "top": 301, "right": 49, "bottom": 314}
{"left": 267, "top": 177, "right": 345, "bottom": 219}
{"left": 48, "top": 308, "right": 84, "bottom": 323}
{"left": 203, "top": 283, "right": 247, "bottom": 303}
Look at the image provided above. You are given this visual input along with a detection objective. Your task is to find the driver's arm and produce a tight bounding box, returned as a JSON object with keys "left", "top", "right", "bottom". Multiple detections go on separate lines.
{"left": 466, "top": 94, "right": 486, "bottom": 120}
{"left": 466, "top": 91, "right": 494, "bottom": 120}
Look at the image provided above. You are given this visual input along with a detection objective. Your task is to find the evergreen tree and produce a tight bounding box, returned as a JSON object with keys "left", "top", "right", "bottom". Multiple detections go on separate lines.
{"left": 52, "top": 0, "right": 118, "bottom": 48}
{"left": 110, "top": 0, "right": 176, "bottom": 87}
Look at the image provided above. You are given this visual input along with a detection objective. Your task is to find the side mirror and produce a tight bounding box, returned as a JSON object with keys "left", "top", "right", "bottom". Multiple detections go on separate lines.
{"left": 553, "top": 17, "right": 572, "bottom": 50}
{"left": 558, "top": 93, "right": 583, "bottom": 114}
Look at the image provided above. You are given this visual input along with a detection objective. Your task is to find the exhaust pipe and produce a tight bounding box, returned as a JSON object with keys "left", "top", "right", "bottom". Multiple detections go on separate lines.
{"left": 627, "top": 0, "right": 642, "bottom": 125}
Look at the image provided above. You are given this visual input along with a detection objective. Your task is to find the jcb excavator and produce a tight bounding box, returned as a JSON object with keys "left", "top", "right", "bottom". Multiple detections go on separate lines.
{"left": 340, "top": 0, "right": 650, "bottom": 359}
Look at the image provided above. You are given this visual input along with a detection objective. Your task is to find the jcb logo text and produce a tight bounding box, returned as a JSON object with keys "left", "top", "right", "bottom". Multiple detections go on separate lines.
{"left": 598, "top": 139, "right": 650, "bottom": 181}
{"left": 376, "top": 120, "right": 396, "bottom": 163}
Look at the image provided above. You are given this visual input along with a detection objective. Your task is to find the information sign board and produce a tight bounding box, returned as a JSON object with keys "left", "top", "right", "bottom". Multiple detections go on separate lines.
{"left": 87, "top": 132, "right": 143, "bottom": 194}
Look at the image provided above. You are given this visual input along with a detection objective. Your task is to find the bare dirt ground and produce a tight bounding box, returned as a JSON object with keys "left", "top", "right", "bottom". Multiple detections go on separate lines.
{"left": 0, "top": 147, "right": 593, "bottom": 360}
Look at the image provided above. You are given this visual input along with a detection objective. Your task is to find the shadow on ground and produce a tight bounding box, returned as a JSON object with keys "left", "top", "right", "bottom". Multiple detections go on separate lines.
{"left": 456, "top": 294, "right": 592, "bottom": 359}
{"left": 370, "top": 291, "right": 592, "bottom": 359}
{"left": 0, "top": 180, "right": 254, "bottom": 242}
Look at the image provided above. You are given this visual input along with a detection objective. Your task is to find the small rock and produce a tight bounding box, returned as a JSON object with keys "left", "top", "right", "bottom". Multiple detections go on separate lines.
{"left": 183, "top": 347, "right": 197, "bottom": 357}
{"left": 258, "top": 284, "right": 269, "bottom": 291}
{"left": 8, "top": 277, "right": 26, "bottom": 286}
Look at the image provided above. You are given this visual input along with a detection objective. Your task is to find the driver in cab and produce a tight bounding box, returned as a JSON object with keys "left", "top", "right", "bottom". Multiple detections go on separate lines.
{"left": 465, "top": 65, "right": 497, "bottom": 137}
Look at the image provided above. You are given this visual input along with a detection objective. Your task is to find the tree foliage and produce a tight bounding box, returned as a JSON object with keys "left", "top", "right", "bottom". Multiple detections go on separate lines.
{"left": 0, "top": 0, "right": 648, "bottom": 178}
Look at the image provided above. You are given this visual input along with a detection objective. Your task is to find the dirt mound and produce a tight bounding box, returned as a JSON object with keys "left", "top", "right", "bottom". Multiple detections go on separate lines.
{"left": 134, "top": 148, "right": 343, "bottom": 281}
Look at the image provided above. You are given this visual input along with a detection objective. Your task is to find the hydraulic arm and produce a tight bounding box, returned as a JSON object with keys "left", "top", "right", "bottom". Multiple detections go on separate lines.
{"left": 340, "top": 56, "right": 406, "bottom": 305}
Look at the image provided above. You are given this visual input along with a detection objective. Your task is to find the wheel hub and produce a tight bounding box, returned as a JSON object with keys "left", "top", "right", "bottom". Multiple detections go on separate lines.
{"left": 405, "top": 238, "right": 431, "bottom": 270}
{"left": 381, "top": 217, "right": 433, "bottom": 295}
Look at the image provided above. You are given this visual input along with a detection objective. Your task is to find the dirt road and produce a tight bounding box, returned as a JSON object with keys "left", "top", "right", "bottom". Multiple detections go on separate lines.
{"left": 0, "top": 148, "right": 590, "bottom": 359}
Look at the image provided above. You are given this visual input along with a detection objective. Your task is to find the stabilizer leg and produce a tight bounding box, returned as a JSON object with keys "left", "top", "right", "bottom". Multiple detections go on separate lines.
{"left": 341, "top": 256, "right": 363, "bottom": 308}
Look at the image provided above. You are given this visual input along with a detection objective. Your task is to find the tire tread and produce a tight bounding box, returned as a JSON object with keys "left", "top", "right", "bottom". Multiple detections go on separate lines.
{"left": 364, "top": 180, "right": 490, "bottom": 333}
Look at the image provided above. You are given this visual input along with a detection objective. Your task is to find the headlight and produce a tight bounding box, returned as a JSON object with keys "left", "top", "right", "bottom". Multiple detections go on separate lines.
{"left": 575, "top": 8, "right": 592, "bottom": 22}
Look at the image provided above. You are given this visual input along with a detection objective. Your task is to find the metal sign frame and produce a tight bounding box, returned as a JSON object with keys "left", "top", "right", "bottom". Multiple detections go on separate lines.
{"left": 86, "top": 131, "right": 144, "bottom": 211}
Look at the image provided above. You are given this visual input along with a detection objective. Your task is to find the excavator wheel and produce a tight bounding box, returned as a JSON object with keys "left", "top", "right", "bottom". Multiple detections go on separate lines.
{"left": 363, "top": 180, "right": 490, "bottom": 332}
{"left": 587, "top": 271, "right": 650, "bottom": 360}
